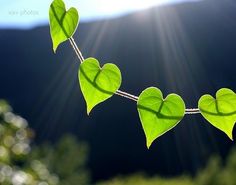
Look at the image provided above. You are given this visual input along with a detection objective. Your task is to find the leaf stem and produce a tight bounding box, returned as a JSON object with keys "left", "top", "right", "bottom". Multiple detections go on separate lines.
{"left": 116, "top": 90, "right": 138, "bottom": 101}
{"left": 68, "top": 36, "right": 201, "bottom": 114}
{"left": 69, "top": 38, "right": 84, "bottom": 63}
{"left": 185, "top": 108, "right": 200, "bottom": 115}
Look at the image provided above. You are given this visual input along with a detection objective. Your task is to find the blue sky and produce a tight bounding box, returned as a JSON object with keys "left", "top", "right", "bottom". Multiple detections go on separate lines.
{"left": 0, "top": 0, "right": 201, "bottom": 29}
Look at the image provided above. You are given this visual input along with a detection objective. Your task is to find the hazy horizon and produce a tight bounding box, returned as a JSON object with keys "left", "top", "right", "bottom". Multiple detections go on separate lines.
{"left": 0, "top": 0, "right": 202, "bottom": 29}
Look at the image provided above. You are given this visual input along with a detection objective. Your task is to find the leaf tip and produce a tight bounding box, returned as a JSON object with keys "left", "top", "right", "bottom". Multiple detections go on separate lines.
{"left": 223, "top": 130, "right": 234, "bottom": 141}
{"left": 228, "top": 133, "right": 234, "bottom": 141}
{"left": 146, "top": 140, "right": 152, "bottom": 149}
{"left": 86, "top": 107, "right": 92, "bottom": 116}
{"left": 52, "top": 43, "right": 58, "bottom": 53}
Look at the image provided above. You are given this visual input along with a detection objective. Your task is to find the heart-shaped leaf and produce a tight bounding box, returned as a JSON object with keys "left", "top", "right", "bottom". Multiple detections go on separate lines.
{"left": 49, "top": 0, "right": 79, "bottom": 52}
{"left": 198, "top": 88, "right": 236, "bottom": 140}
{"left": 137, "top": 87, "right": 185, "bottom": 148}
{"left": 79, "top": 58, "right": 122, "bottom": 114}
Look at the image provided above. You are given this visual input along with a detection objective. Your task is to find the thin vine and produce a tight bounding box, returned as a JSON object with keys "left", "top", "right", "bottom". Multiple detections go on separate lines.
{"left": 49, "top": 0, "right": 236, "bottom": 148}
{"left": 69, "top": 38, "right": 201, "bottom": 114}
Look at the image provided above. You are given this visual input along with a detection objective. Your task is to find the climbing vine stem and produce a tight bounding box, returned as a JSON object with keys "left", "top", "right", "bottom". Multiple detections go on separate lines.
{"left": 69, "top": 36, "right": 200, "bottom": 115}
{"left": 49, "top": 0, "right": 236, "bottom": 148}
{"left": 69, "top": 38, "right": 84, "bottom": 62}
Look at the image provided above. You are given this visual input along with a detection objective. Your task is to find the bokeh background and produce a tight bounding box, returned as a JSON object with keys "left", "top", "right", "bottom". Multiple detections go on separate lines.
{"left": 0, "top": 0, "right": 236, "bottom": 184}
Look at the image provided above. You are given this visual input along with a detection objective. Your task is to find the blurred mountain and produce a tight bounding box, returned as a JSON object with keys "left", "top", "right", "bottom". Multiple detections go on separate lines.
{"left": 0, "top": 0, "right": 236, "bottom": 181}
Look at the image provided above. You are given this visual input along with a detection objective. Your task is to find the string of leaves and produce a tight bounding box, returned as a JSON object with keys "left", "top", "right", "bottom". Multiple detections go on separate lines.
{"left": 49, "top": 0, "right": 236, "bottom": 148}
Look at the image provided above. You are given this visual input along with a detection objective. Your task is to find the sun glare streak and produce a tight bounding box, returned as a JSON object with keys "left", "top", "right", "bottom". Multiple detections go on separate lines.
{"left": 148, "top": 5, "right": 222, "bottom": 166}
{"left": 93, "top": 1, "right": 152, "bottom": 15}
{"left": 90, "top": 0, "right": 195, "bottom": 15}
{"left": 90, "top": 21, "right": 111, "bottom": 56}
{"left": 30, "top": 51, "right": 85, "bottom": 138}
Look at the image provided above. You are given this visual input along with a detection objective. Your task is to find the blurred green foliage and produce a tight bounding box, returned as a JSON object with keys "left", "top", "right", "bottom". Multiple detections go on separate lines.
{"left": 98, "top": 149, "right": 236, "bottom": 185}
{"left": 0, "top": 100, "right": 59, "bottom": 185}
{"left": 29, "top": 135, "right": 90, "bottom": 185}
{"left": 97, "top": 174, "right": 194, "bottom": 185}
{"left": 0, "top": 100, "right": 89, "bottom": 185}
{"left": 196, "top": 149, "right": 236, "bottom": 185}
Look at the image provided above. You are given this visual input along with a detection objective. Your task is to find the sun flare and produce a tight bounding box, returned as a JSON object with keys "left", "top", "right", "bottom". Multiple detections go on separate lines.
{"left": 94, "top": 0, "right": 169, "bottom": 15}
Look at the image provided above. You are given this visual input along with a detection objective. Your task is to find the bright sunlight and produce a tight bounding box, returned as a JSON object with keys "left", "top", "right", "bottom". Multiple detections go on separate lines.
{"left": 89, "top": 0, "right": 199, "bottom": 15}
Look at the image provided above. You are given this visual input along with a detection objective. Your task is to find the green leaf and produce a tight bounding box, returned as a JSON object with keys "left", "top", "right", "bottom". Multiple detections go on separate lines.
{"left": 49, "top": 0, "right": 79, "bottom": 52}
{"left": 137, "top": 87, "right": 185, "bottom": 148}
{"left": 198, "top": 88, "right": 236, "bottom": 140}
{"left": 79, "top": 58, "right": 122, "bottom": 114}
